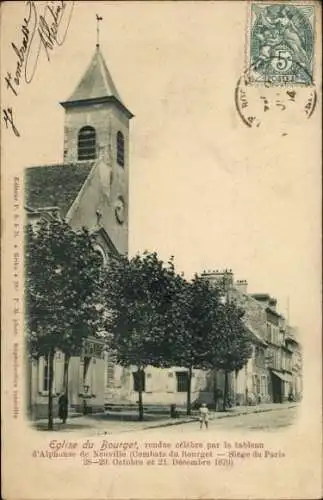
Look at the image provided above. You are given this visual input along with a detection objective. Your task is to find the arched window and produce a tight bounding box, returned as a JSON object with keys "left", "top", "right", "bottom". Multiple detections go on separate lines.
{"left": 116, "top": 131, "right": 125, "bottom": 166}
{"left": 78, "top": 126, "right": 97, "bottom": 161}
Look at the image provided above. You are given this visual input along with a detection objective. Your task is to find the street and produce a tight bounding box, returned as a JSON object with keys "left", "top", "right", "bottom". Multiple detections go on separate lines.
{"left": 143, "top": 406, "right": 298, "bottom": 434}
{"left": 34, "top": 404, "right": 298, "bottom": 436}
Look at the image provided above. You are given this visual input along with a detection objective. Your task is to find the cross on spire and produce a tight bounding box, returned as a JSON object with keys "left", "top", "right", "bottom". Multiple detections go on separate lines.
{"left": 96, "top": 14, "right": 103, "bottom": 47}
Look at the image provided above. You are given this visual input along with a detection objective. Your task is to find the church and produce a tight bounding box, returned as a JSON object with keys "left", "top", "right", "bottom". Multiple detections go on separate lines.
{"left": 25, "top": 39, "right": 133, "bottom": 418}
{"left": 25, "top": 40, "right": 214, "bottom": 419}
{"left": 25, "top": 36, "right": 301, "bottom": 420}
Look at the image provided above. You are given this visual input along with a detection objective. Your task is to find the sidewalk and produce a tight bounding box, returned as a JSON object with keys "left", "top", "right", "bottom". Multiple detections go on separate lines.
{"left": 32, "top": 402, "right": 298, "bottom": 435}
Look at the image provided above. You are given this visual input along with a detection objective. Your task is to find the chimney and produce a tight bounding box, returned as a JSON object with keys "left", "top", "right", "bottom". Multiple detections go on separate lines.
{"left": 269, "top": 297, "right": 277, "bottom": 311}
{"left": 235, "top": 279, "right": 248, "bottom": 294}
{"left": 201, "top": 268, "right": 234, "bottom": 291}
{"left": 252, "top": 293, "right": 277, "bottom": 310}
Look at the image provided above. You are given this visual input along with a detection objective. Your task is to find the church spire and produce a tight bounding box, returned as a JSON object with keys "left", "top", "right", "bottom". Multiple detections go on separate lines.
{"left": 60, "top": 14, "right": 133, "bottom": 118}
{"left": 60, "top": 46, "right": 133, "bottom": 119}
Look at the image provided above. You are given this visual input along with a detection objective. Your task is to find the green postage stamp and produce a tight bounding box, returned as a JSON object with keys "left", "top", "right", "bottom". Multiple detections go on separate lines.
{"left": 248, "top": 3, "right": 315, "bottom": 85}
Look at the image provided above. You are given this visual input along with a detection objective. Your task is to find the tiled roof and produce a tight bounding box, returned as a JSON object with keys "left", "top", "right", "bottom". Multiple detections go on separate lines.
{"left": 64, "top": 47, "right": 122, "bottom": 103}
{"left": 245, "top": 323, "right": 267, "bottom": 346}
{"left": 25, "top": 163, "right": 93, "bottom": 217}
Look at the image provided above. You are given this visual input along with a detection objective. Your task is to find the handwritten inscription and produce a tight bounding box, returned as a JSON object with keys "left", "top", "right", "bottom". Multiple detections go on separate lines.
{"left": 2, "top": 1, "right": 75, "bottom": 137}
{"left": 3, "top": 108, "right": 20, "bottom": 137}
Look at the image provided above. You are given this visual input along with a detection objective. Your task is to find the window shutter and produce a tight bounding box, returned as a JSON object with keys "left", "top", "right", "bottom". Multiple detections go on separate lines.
{"left": 54, "top": 351, "right": 64, "bottom": 394}
{"left": 38, "top": 357, "right": 44, "bottom": 392}
{"left": 106, "top": 361, "right": 115, "bottom": 388}
{"left": 116, "top": 131, "right": 125, "bottom": 166}
{"left": 176, "top": 372, "right": 189, "bottom": 392}
{"left": 91, "top": 358, "right": 97, "bottom": 396}
{"left": 78, "top": 126, "right": 97, "bottom": 160}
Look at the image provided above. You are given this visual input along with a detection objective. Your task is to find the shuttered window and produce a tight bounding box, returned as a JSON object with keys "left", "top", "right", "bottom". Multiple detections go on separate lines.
{"left": 176, "top": 371, "right": 188, "bottom": 392}
{"left": 106, "top": 362, "right": 115, "bottom": 387}
{"left": 78, "top": 126, "right": 97, "bottom": 160}
{"left": 116, "top": 131, "right": 125, "bottom": 166}
{"left": 43, "top": 357, "right": 50, "bottom": 391}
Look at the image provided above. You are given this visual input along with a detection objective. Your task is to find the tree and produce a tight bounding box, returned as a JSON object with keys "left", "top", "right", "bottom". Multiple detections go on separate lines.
{"left": 169, "top": 276, "right": 253, "bottom": 415}
{"left": 211, "top": 300, "right": 253, "bottom": 410}
{"left": 169, "top": 275, "right": 223, "bottom": 415}
{"left": 25, "top": 218, "right": 104, "bottom": 430}
{"left": 103, "top": 252, "right": 183, "bottom": 421}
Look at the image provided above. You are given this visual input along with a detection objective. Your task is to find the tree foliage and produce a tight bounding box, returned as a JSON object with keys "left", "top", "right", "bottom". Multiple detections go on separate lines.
{"left": 165, "top": 276, "right": 253, "bottom": 413}
{"left": 103, "top": 251, "right": 185, "bottom": 419}
{"left": 103, "top": 252, "right": 184, "bottom": 368}
{"left": 170, "top": 275, "right": 221, "bottom": 368}
{"left": 168, "top": 275, "right": 223, "bottom": 414}
{"left": 103, "top": 256, "right": 253, "bottom": 416}
{"left": 25, "top": 217, "right": 104, "bottom": 429}
{"left": 212, "top": 301, "right": 253, "bottom": 373}
{"left": 25, "top": 218, "right": 104, "bottom": 357}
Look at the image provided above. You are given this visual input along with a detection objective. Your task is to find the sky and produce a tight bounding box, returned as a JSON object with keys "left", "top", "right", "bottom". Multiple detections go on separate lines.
{"left": 2, "top": 1, "right": 321, "bottom": 335}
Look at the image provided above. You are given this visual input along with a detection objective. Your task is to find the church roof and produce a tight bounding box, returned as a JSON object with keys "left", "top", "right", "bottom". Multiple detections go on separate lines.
{"left": 25, "top": 163, "right": 93, "bottom": 217}
{"left": 63, "top": 46, "right": 122, "bottom": 103}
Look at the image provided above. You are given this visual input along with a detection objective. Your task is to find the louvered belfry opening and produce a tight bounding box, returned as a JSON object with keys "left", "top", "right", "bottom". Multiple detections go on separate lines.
{"left": 116, "top": 131, "right": 125, "bottom": 166}
{"left": 78, "top": 126, "right": 97, "bottom": 160}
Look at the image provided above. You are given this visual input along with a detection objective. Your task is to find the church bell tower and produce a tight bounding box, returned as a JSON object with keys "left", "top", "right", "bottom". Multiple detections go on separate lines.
{"left": 60, "top": 33, "right": 134, "bottom": 256}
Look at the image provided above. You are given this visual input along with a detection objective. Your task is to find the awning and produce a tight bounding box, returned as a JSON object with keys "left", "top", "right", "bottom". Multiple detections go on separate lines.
{"left": 272, "top": 370, "right": 292, "bottom": 383}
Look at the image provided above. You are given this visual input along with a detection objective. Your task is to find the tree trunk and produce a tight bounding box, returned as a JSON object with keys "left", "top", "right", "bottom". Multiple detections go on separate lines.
{"left": 213, "top": 369, "right": 218, "bottom": 408}
{"left": 137, "top": 367, "right": 144, "bottom": 421}
{"left": 223, "top": 370, "right": 229, "bottom": 411}
{"left": 63, "top": 353, "right": 70, "bottom": 419}
{"left": 186, "top": 366, "right": 193, "bottom": 416}
{"left": 47, "top": 349, "right": 55, "bottom": 430}
{"left": 63, "top": 353, "right": 70, "bottom": 395}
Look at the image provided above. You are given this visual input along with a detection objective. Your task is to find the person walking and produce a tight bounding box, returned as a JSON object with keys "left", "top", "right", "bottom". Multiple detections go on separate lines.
{"left": 58, "top": 393, "right": 68, "bottom": 424}
{"left": 199, "top": 403, "right": 209, "bottom": 430}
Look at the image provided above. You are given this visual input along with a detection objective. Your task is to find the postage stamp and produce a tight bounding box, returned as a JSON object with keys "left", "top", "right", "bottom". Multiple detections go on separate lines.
{"left": 247, "top": 3, "right": 315, "bottom": 85}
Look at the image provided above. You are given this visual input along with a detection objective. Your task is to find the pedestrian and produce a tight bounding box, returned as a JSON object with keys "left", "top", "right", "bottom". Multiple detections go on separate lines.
{"left": 58, "top": 393, "right": 68, "bottom": 424}
{"left": 199, "top": 403, "right": 209, "bottom": 430}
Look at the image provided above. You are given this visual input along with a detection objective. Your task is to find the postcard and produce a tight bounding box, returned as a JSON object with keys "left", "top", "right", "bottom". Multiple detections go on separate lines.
{"left": 1, "top": 1, "right": 322, "bottom": 499}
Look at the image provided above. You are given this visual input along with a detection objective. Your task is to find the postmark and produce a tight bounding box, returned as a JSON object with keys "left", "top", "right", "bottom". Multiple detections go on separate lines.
{"left": 247, "top": 3, "right": 315, "bottom": 86}
{"left": 235, "top": 68, "right": 317, "bottom": 130}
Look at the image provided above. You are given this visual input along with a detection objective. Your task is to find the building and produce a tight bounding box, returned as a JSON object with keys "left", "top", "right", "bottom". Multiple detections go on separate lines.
{"left": 25, "top": 42, "right": 302, "bottom": 417}
{"left": 25, "top": 42, "right": 133, "bottom": 418}
{"left": 201, "top": 270, "right": 302, "bottom": 406}
{"left": 25, "top": 42, "right": 213, "bottom": 417}
{"left": 251, "top": 293, "right": 294, "bottom": 403}
{"left": 285, "top": 325, "right": 303, "bottom": 401}
{"left": 201, "top": 270, "right": 270, "bottom": 406}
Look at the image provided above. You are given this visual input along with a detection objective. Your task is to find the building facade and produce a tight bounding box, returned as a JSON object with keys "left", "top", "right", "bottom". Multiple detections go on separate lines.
{"left": 200, "top": 270, "right": 302, "bottom": 406}
{"left": 25, "top": 43, "right": 214, "bottom": 418}
{"left": 25, "top": 44, "right": 302, "bottom": 418}
{"left": 25, "top": 43, "right": 133, "bottom": 418}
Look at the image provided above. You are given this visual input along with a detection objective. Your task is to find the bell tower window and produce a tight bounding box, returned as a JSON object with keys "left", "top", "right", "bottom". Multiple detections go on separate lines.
{"left": 78, "top": 126, "right": 97, "bottom": 161}
{"left": 116, "top": 131, "right": 125, "bottom": 166}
